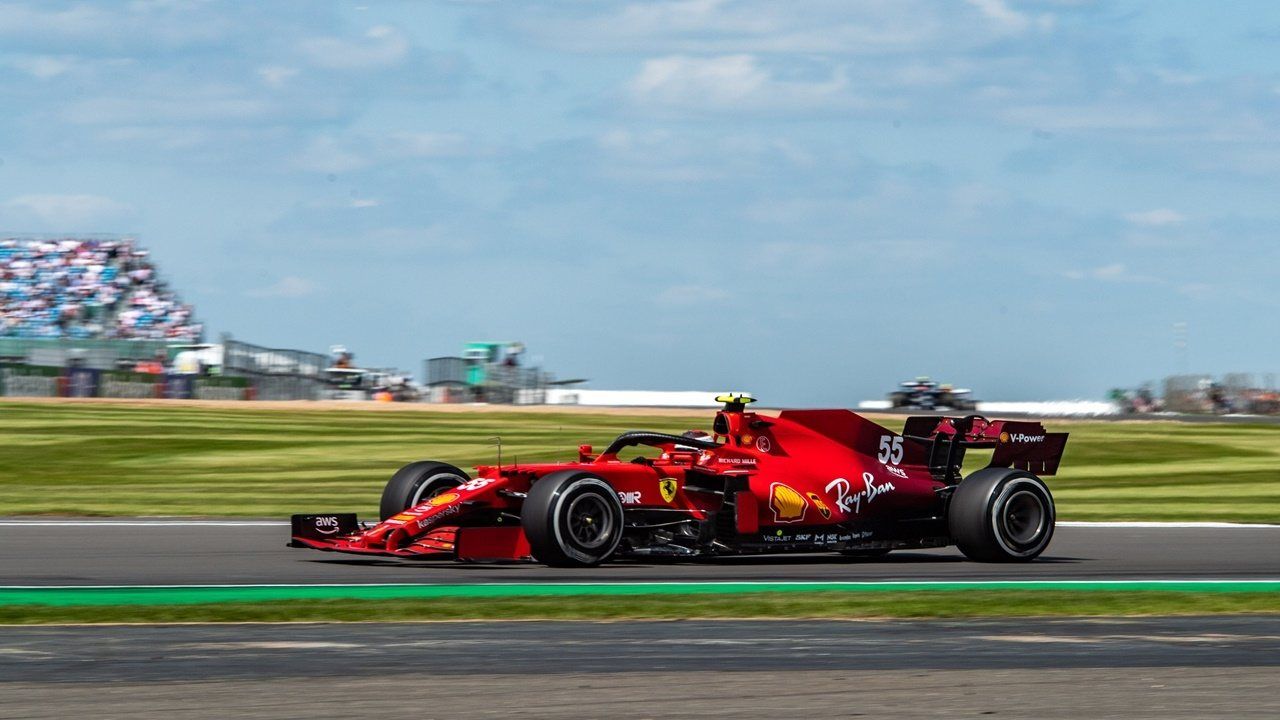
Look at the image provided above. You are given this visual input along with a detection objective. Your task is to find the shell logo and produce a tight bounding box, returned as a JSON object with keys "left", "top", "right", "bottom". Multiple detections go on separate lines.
{"left": 769, "top": 482, "right": 808, "bottom": 523}
{"left": 426, "top": 492, "right": 460, "bottom": 507}
{"left": 999, "top": 432, "right": 1010, "bottom": 443}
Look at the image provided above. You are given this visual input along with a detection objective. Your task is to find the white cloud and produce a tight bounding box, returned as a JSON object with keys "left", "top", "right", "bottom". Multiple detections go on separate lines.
{"left": 246, "top": 276, "right": 316, "bottom": 298}
{"left": 8, "top": 54, "right": 78, "bottom": 79}
{"left": 3, "top": 193, "right": 132, "bottom": 228}
{"left": 501, "top": 1, "right": 954, "bottom": 54}
{"left": 964, "top": 0, "right": 1052, "bottom": 34}
{"left": 256, "top": 65, "right": 299, "bottom": 87}
{"left": 1125, "top": 208, "right": 1187, "bottom": 227}
{"left": 632, "top": 54, "right": 766, "bottom": 105}
{"left": 349, "top": 198, "right": 380, "bottom": 208}
{"left": 298, "top": 25, "right": 409, "bottom": 70}
{"left": 628, "top": 54, "right": 849, "bottom": 113}
{"left": 1062, "top": 263, "right": 1161, "bottom": 284}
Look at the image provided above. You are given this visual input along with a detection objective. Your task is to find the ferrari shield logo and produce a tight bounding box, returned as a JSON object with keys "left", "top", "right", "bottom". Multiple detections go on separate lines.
{"left": 769, "top": 482, "right": 807, "bottom": 523}
{"left": 659, "top": 478, "right": 678, "bottom": 503}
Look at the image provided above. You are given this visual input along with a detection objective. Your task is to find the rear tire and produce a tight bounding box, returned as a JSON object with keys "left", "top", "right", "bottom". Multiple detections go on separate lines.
{"left": 379, "top": 461, "right": 469, "bottom": 521}
{"left": 521, "top": 471, "right": 624, "bottom": 567}
{"left": 949, "top": 467, "right": 1055, "bottom": 562}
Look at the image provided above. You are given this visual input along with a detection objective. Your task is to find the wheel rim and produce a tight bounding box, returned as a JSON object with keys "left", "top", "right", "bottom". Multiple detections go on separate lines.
{"left": 411, "top": 474, "right": 463, "bottom": 506}
{"left": 1001, "top": 489, "right": 1046, "bottom": 546}
{"left": 565, "top": 493, "right": 614, "bottom": 550}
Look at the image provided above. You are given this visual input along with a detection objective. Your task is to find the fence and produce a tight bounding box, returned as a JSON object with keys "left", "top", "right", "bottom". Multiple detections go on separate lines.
{"left": 0, "top": 364, "right": 60, "bottom": 397}
{"left": 0, "top": 335, "right": 325, "bottom": 401}
{"left": 0, "top": 338, "right": 172, "bottom": 371}
{"left": 426, "top": 356, "right": 551, "bottom": 404}
{"left": 0, "top": 363, "right": 251, "bottom": 400}
{"left": 221, "top": 337, "right": 328, "bottom": 401}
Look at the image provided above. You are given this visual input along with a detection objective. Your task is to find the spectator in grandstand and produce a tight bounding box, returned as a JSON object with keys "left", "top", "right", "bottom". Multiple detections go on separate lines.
{"left": 0, "top": 237, "right": 201, "bottom": 342}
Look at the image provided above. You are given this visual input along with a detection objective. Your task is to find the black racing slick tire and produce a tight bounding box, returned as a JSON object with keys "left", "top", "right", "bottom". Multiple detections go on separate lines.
{"left": 379, "top": 461, "right": 469, "bottom": 521}
{"left": 521, "top": 471, "right": 624, "bottom": 568}
{"left": 949, "top": 467, "right": 1055, "bottom": 562}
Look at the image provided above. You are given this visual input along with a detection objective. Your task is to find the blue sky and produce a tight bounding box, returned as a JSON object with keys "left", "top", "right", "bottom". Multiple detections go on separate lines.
{"left": 0, "top": 1, "right": 1277, "bottom": 405}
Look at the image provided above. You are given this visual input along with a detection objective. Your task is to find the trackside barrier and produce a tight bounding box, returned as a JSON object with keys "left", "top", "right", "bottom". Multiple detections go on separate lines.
{"left": 0, "top": 337, "right": 174, "bottom": 371}
{"left": 0, "top": 364, "right": 252, "bottom": 400}
{"left": 100, "top": 370, "right": 162, "bottom": 399}
{"left": 0, "top": 364, "right": 60, "bottom": 397}
{"left": 193, "top": 376, "right": 251, "bottom": 401}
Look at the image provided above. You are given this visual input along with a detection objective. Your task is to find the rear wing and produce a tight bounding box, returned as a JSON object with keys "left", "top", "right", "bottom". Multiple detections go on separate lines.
{"left": 902, "top": 415, "right": 1068, "bottom": 483}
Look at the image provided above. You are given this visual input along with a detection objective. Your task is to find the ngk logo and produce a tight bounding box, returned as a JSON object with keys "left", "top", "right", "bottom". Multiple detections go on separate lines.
{"left": 1009, "top": 433, "right": 1045, "bottom": 443}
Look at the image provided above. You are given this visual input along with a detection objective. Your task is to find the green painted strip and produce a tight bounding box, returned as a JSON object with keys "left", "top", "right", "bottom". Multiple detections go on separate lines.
{"left": 0, "top": 581, "right": 1277, "bottom": 607}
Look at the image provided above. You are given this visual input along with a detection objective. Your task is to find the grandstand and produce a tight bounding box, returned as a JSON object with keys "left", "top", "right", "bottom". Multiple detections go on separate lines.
{"left": 0, "top": 236, "right": 200, "bottom": 342}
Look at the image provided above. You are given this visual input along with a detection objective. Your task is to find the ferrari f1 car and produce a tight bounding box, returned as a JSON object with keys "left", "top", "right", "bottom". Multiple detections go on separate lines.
{"left": 290, "top": 394, "right": 1068, "bottom": 566}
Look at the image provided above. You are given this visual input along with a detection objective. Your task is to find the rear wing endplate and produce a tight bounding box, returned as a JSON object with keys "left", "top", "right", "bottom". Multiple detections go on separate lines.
{"left": 902, "top": 415, "right": 1068, "bottom": 482}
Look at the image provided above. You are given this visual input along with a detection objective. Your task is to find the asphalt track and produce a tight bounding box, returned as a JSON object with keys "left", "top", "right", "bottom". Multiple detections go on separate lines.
{"left": 3, "top": 521, "right": 1277, "bottom": 719}
{"left": 3, "top": 617, "right": 1277, "bottom": 718}
{"left": 1, "top": 520, "right": 1277, "bottom": 586}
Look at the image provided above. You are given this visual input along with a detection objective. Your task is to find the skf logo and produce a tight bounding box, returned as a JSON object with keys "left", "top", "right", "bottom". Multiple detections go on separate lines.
{"left": 426, "top": 492, "right": 460, "bottom": 507}
{"left": 806, "top": 493, "right": 831, "bottom": 520}
{"left": 769, "top": 483, "right": 807, "bottom": 523}
{"left": 659, "top": 478, "right": 678, "bottom": 503}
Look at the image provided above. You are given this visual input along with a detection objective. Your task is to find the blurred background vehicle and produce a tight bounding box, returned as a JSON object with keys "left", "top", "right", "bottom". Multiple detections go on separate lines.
{"left": 888, "top": 376, "right": 978, "bottom": 412}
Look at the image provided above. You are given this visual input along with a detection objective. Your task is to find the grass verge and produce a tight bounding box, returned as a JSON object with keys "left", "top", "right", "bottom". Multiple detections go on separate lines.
{"left": 2, "top": 590, "right": 1278, "bottom": 624}
{"left": 1, "top": 400, "right": 1278, "bottom": 521}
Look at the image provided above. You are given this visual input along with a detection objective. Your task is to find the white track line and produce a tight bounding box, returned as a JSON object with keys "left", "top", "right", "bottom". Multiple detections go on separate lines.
{"left": 0, "top": 520, "right": 1275, "bottom": 528}
{"left": 4, "top": 579, "right": 1278, "bottom": 590}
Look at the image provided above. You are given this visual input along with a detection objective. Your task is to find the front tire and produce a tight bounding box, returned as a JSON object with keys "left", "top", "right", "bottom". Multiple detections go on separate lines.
{"left": 521, "top": 471, "right": 624, "bottom": 567}
{"left": 949, "top": 467, "right": 1055, "bottom": 562}
{"left": 379, "top": 461, "right": 469, "bottom": 521}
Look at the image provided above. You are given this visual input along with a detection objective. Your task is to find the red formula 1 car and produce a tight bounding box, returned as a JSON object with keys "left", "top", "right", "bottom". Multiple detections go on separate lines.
{"left": 291, "top": 394, "right": 1068, "bottom": 566}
